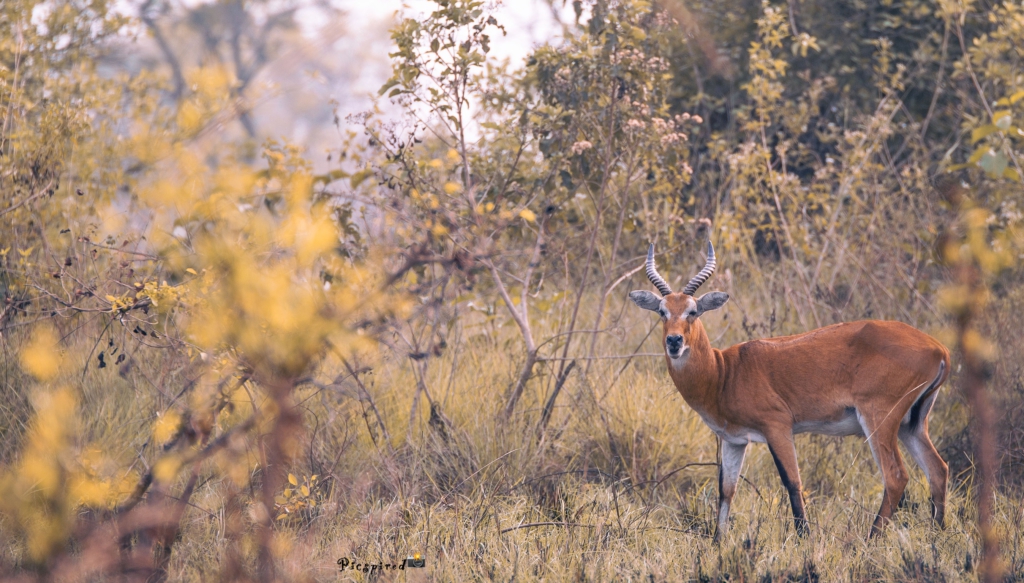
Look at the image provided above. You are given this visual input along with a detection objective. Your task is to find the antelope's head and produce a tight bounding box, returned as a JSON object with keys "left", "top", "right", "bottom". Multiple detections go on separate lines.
{"left": 628, "top": 242, "right": 729, "bottom": 366}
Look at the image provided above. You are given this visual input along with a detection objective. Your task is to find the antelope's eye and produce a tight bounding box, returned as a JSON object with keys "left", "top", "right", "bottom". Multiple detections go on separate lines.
{"left": 687, "top": 310, "right": 697, "bottom": 317}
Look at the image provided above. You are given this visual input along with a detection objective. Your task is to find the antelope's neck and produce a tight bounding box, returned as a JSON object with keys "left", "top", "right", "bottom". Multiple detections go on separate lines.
{"left": 666, "top": 326, "right": 723, "bottom": 420}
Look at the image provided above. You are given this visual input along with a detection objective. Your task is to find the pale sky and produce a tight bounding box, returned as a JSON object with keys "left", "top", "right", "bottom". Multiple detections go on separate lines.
{"left": 324, "top": 0, "right": 573, "bottom": 104}
{"left": 117, "top": 0, "right": 575, "bottom": 165}
{"left": 280, "top": 0, "right": 575, "bottom": 166}
{"left": 335, "top": 0, "right": 572, "bottom": 64}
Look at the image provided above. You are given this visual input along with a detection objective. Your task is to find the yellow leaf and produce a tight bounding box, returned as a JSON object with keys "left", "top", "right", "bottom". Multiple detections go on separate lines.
{"left": 177, "top": 101, "right": 203, "bottom": 134}
{"left": 22, "top": 456, "right": 61, "bottom": 498}
{"left": 296, "top": 216, "right": 337, "bottom": 265}
{"left": 301, "top": 485, "right": 310, "bottom": 497}
{"left": 153, "top": 456, "right": 182, "bottom": 483}
{"left": 443, "top": 181, "right": 462, "bottom": 195}
{"left": 69, "top": 474, "right": 112, "bottom": 507}
{"left": 962, "top": 329, "right": 998, "bottom": 362}
{"left": 20, "top": 325, "right": 61, "bottom": 381}
{"left": 152, "top": 410, "right": 182, "bottom": 444}
{"left": 519, "top": 208, "right": 537, "bottom": 222}
{"left": 288, "top": 473, "right": 298, "bottom": 486}
{"left": 185, "top": 268, "right": 197, "bottom": 275}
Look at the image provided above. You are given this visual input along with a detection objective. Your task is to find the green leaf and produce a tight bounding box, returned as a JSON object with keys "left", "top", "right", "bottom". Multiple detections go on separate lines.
{"left": 314, "top": 169, "right": 349, "bottom": 185}
{"left": 993, "top": 110, "right": 1012, "bottom": 131}
{"left": 967, "top": 147, "right": 987, "bottom": 164}
{"left": 378, "top": 79, "right": 399, "bottom": 96}
{"left": 978, "top": 150, "right": 1008, "bottom": 179}
{"left": 350, "top": 168, "right": 374, "bottom": 188}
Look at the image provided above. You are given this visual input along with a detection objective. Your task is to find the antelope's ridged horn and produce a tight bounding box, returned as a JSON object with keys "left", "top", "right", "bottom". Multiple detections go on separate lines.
{"left": 645, "top": 244, "right": 672, "bottom": 297}
{"left": 682, "top": 241, "right": 716, "bottom": 296}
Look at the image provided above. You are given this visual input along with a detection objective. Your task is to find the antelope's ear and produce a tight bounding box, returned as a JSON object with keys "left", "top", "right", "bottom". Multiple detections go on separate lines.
{"left": 629, "top": 290, "right": 662, "bottom": 312}
{"left": 695, "top": 291, "right": 729, "bottom": 315}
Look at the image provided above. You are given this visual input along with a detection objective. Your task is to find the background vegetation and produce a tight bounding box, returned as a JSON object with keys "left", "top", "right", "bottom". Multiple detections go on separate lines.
{"left": 1, "top": 0, "right": 1023, "bottom": 580}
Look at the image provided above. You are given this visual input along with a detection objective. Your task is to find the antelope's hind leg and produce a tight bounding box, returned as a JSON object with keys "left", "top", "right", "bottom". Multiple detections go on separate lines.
{"left": 858, "top": 410, "right": 909, "bottom": 538}
{"left": 898, "top": 389, "right": 949, "bottom": 526}
{"left": 715, "top": 441, "right": 748, "bottom": 541}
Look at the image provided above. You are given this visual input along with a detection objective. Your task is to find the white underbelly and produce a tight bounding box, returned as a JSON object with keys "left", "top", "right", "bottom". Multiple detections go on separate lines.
{"left": 693, "top": 409, "right": 767, "bottom": 444}
{"left": 693, "top": 406, "right": 864, "bottom": 444}
{"left": 718, "top": 429, "right": 766, "bottom": 445}
{"left": 793, "top": 409, "right": 864, "bottom": 437}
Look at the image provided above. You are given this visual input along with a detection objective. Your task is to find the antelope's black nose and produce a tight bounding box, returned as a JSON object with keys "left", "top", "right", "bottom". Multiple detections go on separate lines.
{"left": 666, "top": 334, "right": 683, "bottom": 352}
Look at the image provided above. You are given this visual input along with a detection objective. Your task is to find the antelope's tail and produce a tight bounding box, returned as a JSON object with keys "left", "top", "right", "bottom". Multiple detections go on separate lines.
{"left": 906, "top": 356, "right": 949, "bottom": 431}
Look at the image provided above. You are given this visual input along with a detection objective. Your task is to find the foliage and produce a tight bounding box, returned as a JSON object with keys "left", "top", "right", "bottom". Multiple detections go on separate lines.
{"left": 274, "top": 473, "right": 321, "bottom": 522}
{"left": 1, "top": 0, "right": 1024, "bottom": 580}
{"left": 2, "top": 0, "right": 384, "bottom": 579}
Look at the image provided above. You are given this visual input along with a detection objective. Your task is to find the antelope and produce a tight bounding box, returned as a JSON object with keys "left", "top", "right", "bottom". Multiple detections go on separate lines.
{"left": 629, "top": 243, "right": 950, "bottom": 540}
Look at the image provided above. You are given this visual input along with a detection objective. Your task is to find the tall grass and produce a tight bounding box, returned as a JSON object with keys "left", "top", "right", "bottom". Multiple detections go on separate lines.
{"left": 6, "top": 281, "right": 1010, "bottom": 581}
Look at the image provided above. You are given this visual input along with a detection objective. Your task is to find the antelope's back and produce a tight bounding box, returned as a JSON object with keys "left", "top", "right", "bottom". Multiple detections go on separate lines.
{"left": 721, "top": 320, "right": 948, "bottom": 418}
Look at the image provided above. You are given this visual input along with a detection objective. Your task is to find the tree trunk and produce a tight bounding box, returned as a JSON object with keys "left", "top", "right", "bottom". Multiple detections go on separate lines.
{"left": 958, "top": 312, "right": 1001, "bottom": 583}
{"left": 504, "top": 349, "right": 537, "bottom": 420}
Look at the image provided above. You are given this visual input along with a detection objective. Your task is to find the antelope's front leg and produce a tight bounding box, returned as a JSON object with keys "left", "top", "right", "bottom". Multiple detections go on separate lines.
{"left": 715, "top": 440, "right": 748, "bottom": 541}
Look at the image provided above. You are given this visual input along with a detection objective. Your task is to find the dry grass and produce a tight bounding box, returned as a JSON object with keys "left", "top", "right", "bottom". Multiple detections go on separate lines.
{"left": 159, "top": 359, "right": 1019, "bottom": 581}
{"left": 146, "top": 291, "right": 1021, "bottom": 581}
{"left": 4, "top": 282, "right": 1023, "bottom": 581}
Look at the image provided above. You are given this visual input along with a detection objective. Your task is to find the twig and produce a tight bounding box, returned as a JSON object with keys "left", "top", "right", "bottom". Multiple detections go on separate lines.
{"left": 920, "top": 21, "right": 950, "bottom": 141}
{"left": 539, "top": 360, "right": 575, "bottom": 433}
{"left": 80, "top": 240, "right": 160, "bottom": 260}
{"left": 114, "top": 414, "right": 257, "bottom": 516}
{"left": 340, "top": 356, "right": 393, "bottom": 450}
{"left": 0, "top": 179, "right": 54, "bottom": 217}
{"left": 535, "top": 327, "right": 624, "bottom": 352}
{"left": 487, "top": 221, "right": 546, "bottom": 419}
{"left": 647, "top": 462, "right": 719, "bottom": 492}
{"left": 787, "top": 0, "right": 800, "bottom": 35}
{"left": 540, "top": 353, "right": 663, "bottom": 362}
{"left": 601, "top": 319, "right": 661, "bottom": 402}
{"left": 505, "top": 469, "right": 620, "bottom": 494}
{"left": 500, "top": 521, "right": 594, "bottom": 535}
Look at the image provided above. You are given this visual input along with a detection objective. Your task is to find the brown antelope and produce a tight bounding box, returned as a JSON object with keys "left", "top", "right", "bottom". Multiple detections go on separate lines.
{"left": 629, "top": 243, "right": 950, "bottom": 539}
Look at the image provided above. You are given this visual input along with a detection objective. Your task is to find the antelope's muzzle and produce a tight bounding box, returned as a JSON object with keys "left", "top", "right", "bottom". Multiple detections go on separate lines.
{"left": 666, "top": 334, "right": 685, "bottom": 358}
